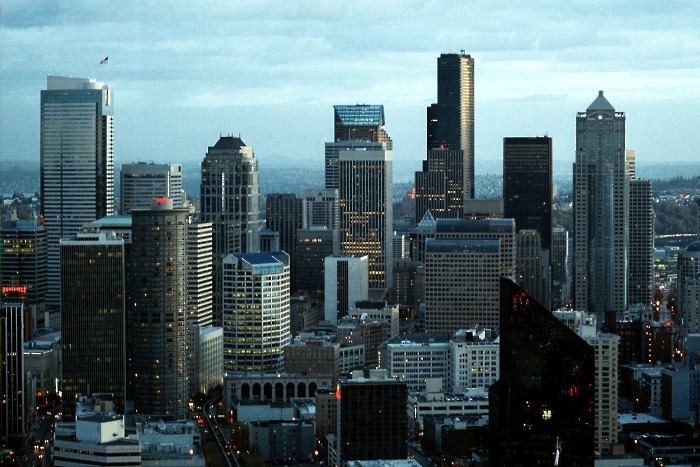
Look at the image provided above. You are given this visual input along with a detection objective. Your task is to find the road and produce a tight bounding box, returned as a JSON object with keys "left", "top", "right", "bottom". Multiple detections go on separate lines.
{"left": 203, "top": 395, "right": 241, "bottom": 467}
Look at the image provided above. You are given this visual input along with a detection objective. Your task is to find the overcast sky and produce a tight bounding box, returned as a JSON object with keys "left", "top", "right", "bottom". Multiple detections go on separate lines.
{"left": 2, "top": 1, "right": 699, "bottom": 181}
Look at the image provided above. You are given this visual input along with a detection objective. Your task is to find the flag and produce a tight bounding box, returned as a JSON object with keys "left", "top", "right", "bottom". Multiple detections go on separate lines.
{"left": 100, "top": 57, "right": 108, "bottom": 65}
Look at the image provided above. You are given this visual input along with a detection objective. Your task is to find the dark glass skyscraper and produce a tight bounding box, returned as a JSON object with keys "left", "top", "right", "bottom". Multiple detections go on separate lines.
{"left": 489, "top": 278, "right": 594, "bottom": 466}
{"left": 60, "top": 229, "right": 125, "bottom": 420}
{"left": 503, "top": 136, "right": 553, "bottom": 251}
{"left": 266, "top": 193, "right": 303, "bottom": 292}
{"left": 426, "top": 52, "right": 474, "bottom": 199}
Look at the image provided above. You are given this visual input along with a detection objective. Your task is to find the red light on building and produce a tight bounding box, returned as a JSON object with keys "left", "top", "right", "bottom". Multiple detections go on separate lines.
{"left": 154, "top": 197, "right": 169, "bottom": 204}
{"left": 2, "top": 286, "right": 27, "bottom": 295}
{"left": 335, "top": 384, "right": 341, "bottom": 401}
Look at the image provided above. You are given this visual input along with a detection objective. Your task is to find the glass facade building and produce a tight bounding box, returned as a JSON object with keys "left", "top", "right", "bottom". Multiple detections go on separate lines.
{"left": 60, "top": 230, "right": 125, "bottom": 420}
{"left": 41, "top": 76, "right": 114, "bottom": 309}
{"left": 489, "top": 278, "right": 594, "bottom": 465}
{"left": 573, "top": 91, "right": 628, "bottom": 323}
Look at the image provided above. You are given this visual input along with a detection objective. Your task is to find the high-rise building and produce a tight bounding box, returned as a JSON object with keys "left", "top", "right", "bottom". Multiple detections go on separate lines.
{"left": 573, "top": 91, "right": 628, "bottom": 323}
{"left": 327, "top": 105, "right": 392, "bottom": 189}
{"left": 414, "top": 148, "right": 465, "bottom": 223}
{"left": 1, "top": 302, "right": 25, "bottom": 445}
{"left": 303, "top": 189, "right": 338, "bottom": 230}
{"left": 200, "top": 136, "right": 262, "bottom": 326}
{"left": 40, "top": 76, "right": 114, "bottom": 309}
{"left": 424, "top": 238, "right": 501, "bottom": 334}
{"left": 336, "top": 370, "right": 407, "bottom": 464}
{"left": 60, "top": 229, "right": 126, "bottom": 420}
{"left": 266, "top": 194, "right": 303, "bottom": 292}
{"left": 324, "top": 255, "right": 369, "bottom": 325}
{"left": 335, "top": 141, "right": 393, "bottom": 290}
{"left": 296, "top": 228, "right": 338, "bottom": 293}
{"left": 503, "top": 136, "right": 553, "bottom": 251}
{"left": 120, "top": 162, "right": 183, "bottom": 215}
{"left": 628, "top": 179, "right": 654, "bottom": 306}
{"left": 222, "top": 251, "right": 290, "bottom": 373}
{"left": 551, "top": 227, "right": 570, "bottom": 309}
{"left": 489, "top": 278, "right": 594, "bottom": 465}
{"left": 516, "top": 229, "right": 549, "bottom": 309}
{"left": 678, "top": 241, "right": 700, "bottom": 345}
{"left": 128, "top": 199, "right": 189, "bottom": 418}
{"left": 186, "top": 220, "right": 213, "bottom": 327}
{"left": 426, "top": 52, "right": 474, "bottom": 199}
{"left": 1, "top": 219, "right": 47, "bottom": 329}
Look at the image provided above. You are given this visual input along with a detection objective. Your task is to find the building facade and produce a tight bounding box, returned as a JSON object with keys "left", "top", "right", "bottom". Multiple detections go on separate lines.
{"left": 426, "top": 52, "right": 474, "bottom": 199}
{"left": 678, "top": 241, "right": 700, "bottom": 345}
{"left": 128, "top": 199, "right": 189, "bottom": 419}
{"left": 303, "top": 188, "right": 339, "bottom": 230}
{"left": 266, "top": 193, "right": 303, "bottom": 292}
{"left": 187, "top": 220, "right": 213, "bottom": 327}
{"left": 324, "top": 255, "right": 369, "bottom": 325}
{"left": 120, "top": 162, "right": 182, "bottom": 215}
{"left": 573, "top": 91, "right": 628, "bottom": 323}
{"left": 628, "top": 179, "right": 654, "bottom": 306}
{"left": 296, "top": 228, "right": 338, "bottom": 293}
{"left": 40, "top": 75, "right": 114, "bottom": 308}
{"left": 1, "top": 302, "right": 25, "bottom": 445}
{"left": 60, "top": 229, "right": 125, "bottom": 420}
{"left": 222, "top": 251, "right": 290, "bottom": 373}
{"left": 200, "top": 136, "right": 262, "bottom": 325}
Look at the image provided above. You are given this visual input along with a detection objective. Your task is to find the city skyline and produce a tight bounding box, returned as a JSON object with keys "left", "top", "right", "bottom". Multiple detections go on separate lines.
{"left": 2, "top": 2, "right": 700, "bottom": 182}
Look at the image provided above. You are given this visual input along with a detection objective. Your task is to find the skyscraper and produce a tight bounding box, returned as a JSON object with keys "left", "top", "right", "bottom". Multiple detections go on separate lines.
{"left": 222, "top": 251, "right": 290, "bottom": 373}
{"left": 128, "top": 199, "right": 189, "bottom": 418}
{"left": 303, "top": 189, "right": 339, "bottom": 230}
{"left": 678, "top": 242, "right": 700, "bottom": 346}
{"left": 1, "top": 302, "right": 25, "bottom": 445}
{"left": 296, "top": 228, "right": 338, "bottom": 293}
{"left": 1, "top": 219, "right": 47, "bottom": 329}
{"left": 414, "top": 148, "right": 465, "bottom": 223}
{"left": 200, "top": 136, "right": 262, "bottom": 325}
{"left": 573, "top": 91, "right": 628, "bottom": 323}
{"left": 60, "top": 229, "right": 125, "bottom": 420}
{"left": 551, "top": 227, "right": 571, "bottom": 309}
{"left": 327, "top": 105, "right": 392, "bottom": 189}
{"left": 324, "top": 255, "right": 369, "bottom": 325}
{"left": 426, "top": 52, "right": 475, "bottom": 198}
{"left": 503, "top": 136, "right": 553, "bottom": 252}
{"left": 266, "top": 194, "right": 303, "bottom": 292}
{"left": 41, "top": 76, "right": 114, "bottom": 309}
{"left": 335, "top": 142, "right": 393, "bottom": 290}
{"left": 489, "top": 278, "right": 594, "bottom": 465}
{"left": 516, "top": 229, "right": 549, "bottom": 308}
{"left": 628, "top": 179, "right": 654, "bottom": 306}
{"left": 120, "top": 162, "right": 183, "bottom": 215}
{"left": 187, "top": 220, "right": 213, "bottom": 327}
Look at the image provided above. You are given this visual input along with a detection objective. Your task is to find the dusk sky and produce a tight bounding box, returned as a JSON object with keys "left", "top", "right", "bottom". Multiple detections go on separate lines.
{"left": 2, "top": 1, "right": 699, "bottom": 181}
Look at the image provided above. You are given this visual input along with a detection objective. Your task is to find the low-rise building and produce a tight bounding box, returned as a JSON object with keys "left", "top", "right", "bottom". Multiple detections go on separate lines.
{"left": 53, "top": 415, "right": 141, "bottom": 466}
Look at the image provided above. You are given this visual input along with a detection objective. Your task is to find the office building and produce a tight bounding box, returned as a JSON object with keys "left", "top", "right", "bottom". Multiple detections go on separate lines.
{"left": 40, "top": 75, "right": 114, "bottom": 308}
{"left": 516, "top": 229, "right": 549, "bottom": 308}
{"left": 128, "top": 199, "right": 189, "bottom": 418}
{"left": 120, "top": 162, "right": 182, "bottom": 215}
{"left": 414, "top": 148, "right": 466, "bottom": 223}
{"left": 503, "top": 136, "right": 553, "bottom": 251}
{"left": 200, "top": 136, "right": 262, "bottom": 325}
{"left": 1, "top": 302, "right": 25, "bottom": 445}
{"left": 296, "top": 228, "right": 338, "bottom": 293}
{"left": 335, "top": 141, "right": 393, "bottom": 290}
{"left": 424, "top": 238, "right": 501, "bottom": 333}
{"left": 679, "top": 241, "right": 700, "bottom": 345}
{"left": 222, "top": 251, "right": 290, "bottom": 373}
{"left": 284, "top": 338, "right": 340, "bottom": 384}
{"left": 551, "top": 227, "right": 570, "bottom": 309}
{"left": 60, "top": 229, "right": 125, "bottom": 421}
{"left": 628, "top": 179, "right": 654, "bottom": 306}
{"left": 573, "top": 91, "right": 628, "bottom": 323}
{"left": 303, "top": 188, "right": 338, "bottom": 230}
{"left": 450, "top": 329, "right": 500, "bottom": 392}
{"left": 187, "top": 220, "right": 213, "bottom": 327}
{"left": 266, "top": 193, "right": 303, "bottom": 291}
{"left": 489, "top": 278, "right": 594, "bottom": 465}
{"left": 336, "top": 370, "right": 407, "bottom": 464}
{"left": 324, "top": 255, "right": 369, "bottom": 324}
{"left": 1, "top": 219, "right": 47, "bottom": 329}
{"left": 192, "top": 326, "right": 223, "bottom": 394}
{"left": 379, "top": 333, "right": 450, "bottom": 392}
{"left": 426, "top": 52, "right": 474, "bottom": 199}
{"left": 327, "top": 105, "right": 392, "bottom": 189}
{"left": 579, "top": 328, "right": 620, "bottom": 454}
